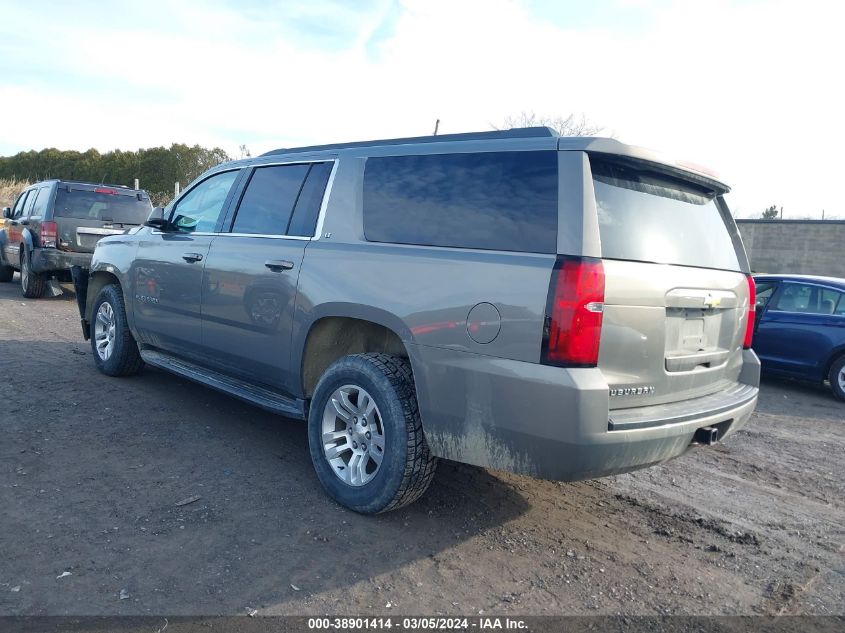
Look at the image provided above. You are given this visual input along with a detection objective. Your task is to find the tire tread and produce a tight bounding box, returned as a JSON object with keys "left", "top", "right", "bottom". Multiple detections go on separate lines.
{"left": 20, "top": 250, "right": 46, "bottom": 298}
{"left": 829, "top": 355, "right": 845, "bottom": 402}
{"left": 92, "top": 284, "right": 144, "bottom": 377}
{"left": 310, "top": 352, "right": 437, "bottom": 513}
{"left": 354, "top": 353, "right": 438, "bottom": 512}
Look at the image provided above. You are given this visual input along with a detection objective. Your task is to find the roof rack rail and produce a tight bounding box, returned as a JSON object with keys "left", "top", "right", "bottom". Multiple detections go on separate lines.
{"left": 260, "top": 126, "right": 558, "bottom": 157}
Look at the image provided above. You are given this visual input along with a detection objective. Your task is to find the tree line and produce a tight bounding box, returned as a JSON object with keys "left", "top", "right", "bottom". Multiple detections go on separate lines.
{"left": 0, "top": 144, "right": 232, "bottom": 206}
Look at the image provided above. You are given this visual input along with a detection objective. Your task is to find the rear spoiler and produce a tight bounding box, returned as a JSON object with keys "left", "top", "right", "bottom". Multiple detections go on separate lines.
{"left": 558, "top": 137, "right": 731, "bottom": 194}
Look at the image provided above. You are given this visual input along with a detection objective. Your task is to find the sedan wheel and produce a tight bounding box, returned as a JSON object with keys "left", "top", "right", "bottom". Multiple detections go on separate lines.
{"left": 829, "top": 355, "right": 845, "bottom": 402}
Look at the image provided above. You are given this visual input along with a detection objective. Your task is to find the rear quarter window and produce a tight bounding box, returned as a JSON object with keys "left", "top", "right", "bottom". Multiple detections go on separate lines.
{"left": 591, "top": 157, "right": 742, "bottom": 271}
{"left": 30, "top": 187, "right": 52, "bottom": 217}
{"left": 363, "top": 151, "right": 558, "bottom": 253}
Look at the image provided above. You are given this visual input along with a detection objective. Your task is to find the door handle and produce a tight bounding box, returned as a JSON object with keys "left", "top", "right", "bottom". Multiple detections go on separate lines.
{"left": 182, "top": 252, "right": 204, "bottom": 263}
{"left": 265, "top": 259, "right": 294, "bottom": 272}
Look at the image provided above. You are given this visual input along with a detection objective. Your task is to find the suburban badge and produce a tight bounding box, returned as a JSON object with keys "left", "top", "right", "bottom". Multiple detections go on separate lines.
{"left": 609, "top": 386, "right": 656, "bottom": 397}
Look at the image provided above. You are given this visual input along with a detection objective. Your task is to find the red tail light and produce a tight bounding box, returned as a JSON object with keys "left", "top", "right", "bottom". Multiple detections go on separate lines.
{"left": 542, "top": 257, "right": 605, "bottom": 367}
{"left": 94, "top": 188, "right": 117, "bottom": 195}
{"left": 743, "top": 274, "right": 756, "bottom": 349}
{"left": 41, "top": 221, "right": 58, "bottom": 248}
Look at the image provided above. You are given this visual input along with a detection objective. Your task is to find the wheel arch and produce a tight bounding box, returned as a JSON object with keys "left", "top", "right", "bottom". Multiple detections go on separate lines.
{"left": 85, "top": 270, "right": 122, "bottom": 324}
{"left": 19, "top": 228, "right": 36, "bottom": 259}
{"left": 296, "top": 305, "right": 424, "bottom": 406}
{"left": 299, "top": 315, "right": 413, "bottom": 398}
{"left": 823, "top": 345, "right": 845, "bottom": 381}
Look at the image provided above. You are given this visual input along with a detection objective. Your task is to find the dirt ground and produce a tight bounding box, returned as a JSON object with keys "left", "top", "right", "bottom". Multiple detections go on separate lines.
{"left": 0, "top": 276, "right": 842, "bottom": 617}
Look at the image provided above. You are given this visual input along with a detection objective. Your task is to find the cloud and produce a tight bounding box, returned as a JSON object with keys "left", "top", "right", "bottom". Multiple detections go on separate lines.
{"left": 0, "top": 0, "right": 842, "bottom": 217}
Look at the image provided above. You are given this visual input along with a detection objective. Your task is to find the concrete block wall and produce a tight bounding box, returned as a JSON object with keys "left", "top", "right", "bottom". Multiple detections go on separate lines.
{"left": 736, "top": 219, "right": 845, "bottom": 278}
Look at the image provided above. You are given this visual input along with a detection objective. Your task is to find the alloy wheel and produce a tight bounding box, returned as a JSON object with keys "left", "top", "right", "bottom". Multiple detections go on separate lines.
{"left": 94, "top": 301, "right": 116, "bottom": 361}
{"left": 321, "top": 384, "right": 386, "bottom": 486}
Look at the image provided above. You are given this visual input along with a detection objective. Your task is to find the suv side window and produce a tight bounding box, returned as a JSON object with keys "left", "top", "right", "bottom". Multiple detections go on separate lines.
{"left": 11, "top": 190, "right": 31, "bottom": 219}
{"left": 29, "top": 187, "right": 51, "bottom": 218}
{"left": 171, "top": 170, "right": 240, "bottom": 233}
{"left": 231, "top": 164, "right": 310, "bottom": 235}
{"left": 288, "top": 162, "right": 333, "bottom": 237}
{"left": 363, "top": 151, "right": 558, "bottom": 253}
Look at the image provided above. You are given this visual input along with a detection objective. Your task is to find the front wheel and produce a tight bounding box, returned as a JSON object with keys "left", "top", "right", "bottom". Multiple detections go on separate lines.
{"left": 308, "top": 353, "right": 437, "bottom": 514}
{"left": 829, "top": 355, "right": 845, "bottom": 402}
{"left": 90, "top": 284, "right": 144, "bottom": 377}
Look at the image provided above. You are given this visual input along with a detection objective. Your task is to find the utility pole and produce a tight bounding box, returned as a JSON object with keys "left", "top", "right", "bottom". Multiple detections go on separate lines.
{"left": 433, "top": 119, "right": 440, "bottom": 136}
{"left": 175, "top": 182, "right": 181, "bottom": 197}
{"left": 134, "top": 178, "right": 139, "bottom": 190}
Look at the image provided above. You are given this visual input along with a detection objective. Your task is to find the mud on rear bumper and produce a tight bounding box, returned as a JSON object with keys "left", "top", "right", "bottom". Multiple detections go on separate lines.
{"left": 30, "top": 247, "right": 92, "bottom": 274}
{"left": 410, "top": 344, "right": 760, "bottom": 481}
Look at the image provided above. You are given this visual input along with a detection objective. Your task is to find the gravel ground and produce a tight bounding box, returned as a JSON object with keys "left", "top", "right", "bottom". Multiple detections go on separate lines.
{"left": 0, "top": 276, "right": 842, "bottom": 616}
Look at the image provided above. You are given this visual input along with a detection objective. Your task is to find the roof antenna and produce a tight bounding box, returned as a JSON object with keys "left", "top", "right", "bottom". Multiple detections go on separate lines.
{"left": 432, "top": 119, "right": 440, "bottom": 136}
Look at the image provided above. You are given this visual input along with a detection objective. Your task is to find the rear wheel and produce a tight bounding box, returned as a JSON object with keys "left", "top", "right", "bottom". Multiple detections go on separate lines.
{"left": 829, "top": 355, "right": 845, "bottom": 402}
{"left": 90, "top": 284, "right": 144, "bottom": 377}
{"left": 0, "top": 264, "right": 13, "bottom": 282}
{"left": 20, "top": 249, "right": 46, "bottom": 298}
{"left": 308, "top": 353, "right": 437, "bottom": 514}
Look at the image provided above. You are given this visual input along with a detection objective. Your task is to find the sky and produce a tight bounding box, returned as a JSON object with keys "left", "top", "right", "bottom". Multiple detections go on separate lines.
{"left": 0, "top": 0, "right": 843, "bottom": 219}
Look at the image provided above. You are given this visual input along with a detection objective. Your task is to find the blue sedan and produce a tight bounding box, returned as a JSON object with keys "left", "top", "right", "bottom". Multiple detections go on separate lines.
{"left": 752, "top": 274, "right": 845, "bottom": 401}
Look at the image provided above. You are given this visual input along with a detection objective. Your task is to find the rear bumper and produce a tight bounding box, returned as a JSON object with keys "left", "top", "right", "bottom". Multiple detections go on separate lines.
{"left": 30, "top": 248, "right": 92, "bottom": 274}
{"left": 411, "top": 345, "right": 760, "bottom": 481}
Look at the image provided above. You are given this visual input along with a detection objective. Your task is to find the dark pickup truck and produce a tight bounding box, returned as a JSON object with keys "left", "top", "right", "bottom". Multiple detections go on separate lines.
{"left": 1, "top": 180, "right": 152, "bottom": 297}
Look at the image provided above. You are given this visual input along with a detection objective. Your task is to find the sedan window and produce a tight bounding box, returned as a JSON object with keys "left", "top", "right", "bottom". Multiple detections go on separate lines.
{"left": 772, "top": 282, "right": 845, "bottom": 315}
{"left": 754, "top": 281, "right": 778, "bottom": 309}
{"left": 821, "top": 287, "right": 845, "bottom": 315}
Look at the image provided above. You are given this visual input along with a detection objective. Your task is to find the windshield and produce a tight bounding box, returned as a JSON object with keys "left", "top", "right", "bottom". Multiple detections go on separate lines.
{"left": 54, "top": 189, "right": 151, "bottom": 224}
{"left": 592, "top": 157, "right": 742, "bottom": 272}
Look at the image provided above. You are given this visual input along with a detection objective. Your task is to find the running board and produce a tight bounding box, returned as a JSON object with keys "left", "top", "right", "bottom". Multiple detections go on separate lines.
{"left": 140, "top": 349, "right": 306, "bottom": 420}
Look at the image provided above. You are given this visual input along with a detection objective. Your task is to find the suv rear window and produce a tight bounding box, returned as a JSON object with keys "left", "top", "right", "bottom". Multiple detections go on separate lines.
{"left": 363, "top": 151, "right": 558, "bottom": 253}
{"left": 54, "top": 188, "right": 151, "bottom": 225}
{"left": 591, "top": 157, "right": 742, "bottom": 271}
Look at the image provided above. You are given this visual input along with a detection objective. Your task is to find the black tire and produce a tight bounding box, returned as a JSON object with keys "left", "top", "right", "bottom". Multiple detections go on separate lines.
{"left": 0, "top": 264, "right": 13, "bottom": 283}
{"left": 90, "top": 284, "right": 144, "bottom": 377}
{"left": 829, "top": 355, "right": 845, "bottom": 402}
{"left": 308, "top": 353, "right": 437, "bottom": 514}
{"left": 20, "top": 249, "right": 46, "bottom": 298}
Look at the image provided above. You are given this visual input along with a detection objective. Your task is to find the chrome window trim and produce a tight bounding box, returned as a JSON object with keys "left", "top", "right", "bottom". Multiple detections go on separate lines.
{"left": 77, "top": 227, "right": 127, "bottom": 236}
{"left": 149, "top": 230, "right": 216, "bottom": 236}
{"left": 766, "top": 309, "right": 845, "bottom": 318}
{"left": 311, "top": 159, "right": 339, "bottom": 241}
{"left": 150, "top": 159, "right": 338, "bottom": 241}
{"left": 220, "top": 232, "right": 311, "bottom": 241}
